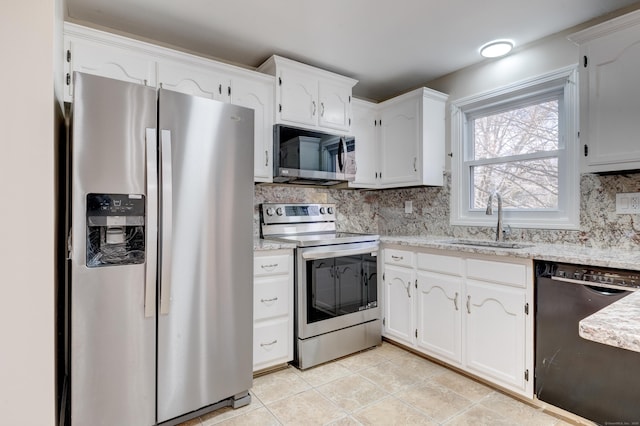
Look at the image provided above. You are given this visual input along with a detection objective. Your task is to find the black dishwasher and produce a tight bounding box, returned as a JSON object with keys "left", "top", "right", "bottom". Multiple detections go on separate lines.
{"left": 535, "top": 261, "right": 640, "bottom": 425}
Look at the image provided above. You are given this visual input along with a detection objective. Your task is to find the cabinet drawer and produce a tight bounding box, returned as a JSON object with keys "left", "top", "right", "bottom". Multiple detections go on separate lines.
{"left": 254, "top": 276, "right": 290, "bottom": 321}
{"left": 384, "top": 249, "right": 414, "bottom": 267}
{"left": 466, "top": 258, "right": 527, "bottom": 288}
{"left": 254, "top": 254, "right": 290, "bottom": 276}
{"left": 417, "top": 252, "right": 463, "bottom": 276}
{"left": 254, "top": 320, "right": 289, "bottom": 367}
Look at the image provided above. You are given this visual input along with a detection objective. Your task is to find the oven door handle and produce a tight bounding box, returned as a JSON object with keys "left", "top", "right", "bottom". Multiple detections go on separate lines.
{"left": 301, "top": 245, "right": 378, "bottom": 260}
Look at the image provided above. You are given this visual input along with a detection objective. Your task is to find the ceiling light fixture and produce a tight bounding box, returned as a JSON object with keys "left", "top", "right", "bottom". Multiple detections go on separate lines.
{"left": 480, "top": 40, "right": 514, "bottom": 58}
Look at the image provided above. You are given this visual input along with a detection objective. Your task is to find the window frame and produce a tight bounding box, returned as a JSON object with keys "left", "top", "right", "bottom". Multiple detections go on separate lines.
{"left": 450, "top": 66, "right": 579, "bottom": 230}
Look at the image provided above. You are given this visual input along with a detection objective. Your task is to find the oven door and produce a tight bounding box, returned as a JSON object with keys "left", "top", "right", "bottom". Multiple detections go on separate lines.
{"left": 297, "top": 241, "right": 379, "bottom": 339}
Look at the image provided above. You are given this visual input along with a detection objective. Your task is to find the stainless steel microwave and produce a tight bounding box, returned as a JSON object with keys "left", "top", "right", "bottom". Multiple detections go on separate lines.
{"left": 273, "top": 124, "right": 355, "bottom": 185}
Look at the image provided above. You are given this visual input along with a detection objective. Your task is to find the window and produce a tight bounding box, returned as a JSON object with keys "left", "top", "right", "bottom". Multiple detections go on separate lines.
{"left": 451, "top": 67, "right": 579, "bottom": 230}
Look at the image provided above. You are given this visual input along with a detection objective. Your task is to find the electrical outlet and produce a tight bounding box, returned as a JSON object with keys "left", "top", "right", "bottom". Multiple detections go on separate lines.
{"left": 405, "top": 200, "right": 413, "bottom": 214}
{"left": 616, "top": 192, "right": 640, "bottom": 214}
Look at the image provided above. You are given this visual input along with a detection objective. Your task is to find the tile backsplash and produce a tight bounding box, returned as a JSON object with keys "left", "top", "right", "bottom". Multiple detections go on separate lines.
{"left": 254, "top": 172, "right": 640, "bottom": 249}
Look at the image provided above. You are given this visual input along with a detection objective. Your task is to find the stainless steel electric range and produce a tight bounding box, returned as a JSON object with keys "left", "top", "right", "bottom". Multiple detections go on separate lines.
{"left": 260, "top": 203, "right": 381, "bottom": 369}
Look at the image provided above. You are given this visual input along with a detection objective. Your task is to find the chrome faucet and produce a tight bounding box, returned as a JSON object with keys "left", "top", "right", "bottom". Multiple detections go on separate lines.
{"left": 486, "top": 192, "right": 505, "bottom": 242}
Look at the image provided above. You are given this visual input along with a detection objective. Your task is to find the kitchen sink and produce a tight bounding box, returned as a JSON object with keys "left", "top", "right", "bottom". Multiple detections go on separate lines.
{"left": 439, "top": 239, "right": 534, "bottom": 249}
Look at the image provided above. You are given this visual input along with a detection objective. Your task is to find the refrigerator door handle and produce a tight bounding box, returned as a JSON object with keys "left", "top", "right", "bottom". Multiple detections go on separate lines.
{"left": 144, "top": 128, "right": 158, "bottom": 318}
{"left": 160, "top": 129, "right": 173, "bottom": 315}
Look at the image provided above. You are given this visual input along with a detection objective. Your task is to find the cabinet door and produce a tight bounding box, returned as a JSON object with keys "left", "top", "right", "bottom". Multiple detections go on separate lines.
{"left": 582, "top": 25, "right": 640, "bottom": 172}
{"left": 278, "top": 67, "right": 318, "bottom": 127}
{"left": 157, "top": 60, "right": 231, "bottom": 102}
{"left": 231, "top": 75, "right": 274, "bottom": 182}
{"left": 67, "top": 39, "right": 156, "bottom": 101}
{"left": 464, "top": 280, "right": 526, "bottom": 391}
{"left": 318, "top": 80, "right": 351, "bottom": 131}
{"left": 379, "top": 97, "right": 420, "bottom": 186}
{"left": 383, "top": 264, "right": 415, "bottom": 346}
{"left": 349, "top": 100, "right": 379, "bottom": 188}
{"left": 416, "top": 271, "right": 462, "bottom": 365}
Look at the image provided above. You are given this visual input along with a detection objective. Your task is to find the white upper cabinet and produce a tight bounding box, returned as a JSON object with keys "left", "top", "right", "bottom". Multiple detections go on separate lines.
{"left": 349, "top": 99, "right": 379, "bottom": 187}
{"left": 379, "top": 94, "right": 421, "bottom": 186}
{"left": 63, "top": 22, "right": 276, "bottom": 183}
{"left": 350, "top": 88, "right": 448, "bottom": 189}
{"left": 318, "top": 80, "right": 352, "bottom": 131}
{"left": 277, "top": 65, "right": 318, "bottom": 127}
{"left": 157, "top": 60, "right": 231, "bottom": 103}
{"left": 231, "top": 75, "right": 274, "bottom": 183}
{"left": 64, "top": 29, "right": 157, "bottom": 102}
{"left": 569, "top": 10, "right": 640, "bottom": 173}
{"left": 258, "top": 55, "right": 357, "bottom": 133}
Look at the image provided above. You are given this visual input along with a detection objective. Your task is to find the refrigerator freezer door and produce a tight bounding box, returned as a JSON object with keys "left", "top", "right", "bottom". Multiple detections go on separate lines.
{"left": 157, "top": 89, "right": 255, "bottom": 423}
{"left": 70, "top": 73, "right": 157, "bottom": 425}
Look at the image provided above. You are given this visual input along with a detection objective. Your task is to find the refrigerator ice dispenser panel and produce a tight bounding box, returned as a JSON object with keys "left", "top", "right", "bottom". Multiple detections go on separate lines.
{"left": 86, "top": 193, "right": 145, "bottom": 267}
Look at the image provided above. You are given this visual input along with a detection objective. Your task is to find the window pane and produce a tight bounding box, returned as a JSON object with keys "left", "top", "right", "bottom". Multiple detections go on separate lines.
{"left": 471, "top": 158, "right": 558, "bottom": 209}
{"left": 473, "top": 100, "right": 559, "bottom": 160}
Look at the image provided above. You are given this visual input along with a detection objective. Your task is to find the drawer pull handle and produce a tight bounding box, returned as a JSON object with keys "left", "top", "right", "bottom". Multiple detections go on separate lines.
{"left": 260, "top": 340, "right": 278, "bottom": 347}
{"left": 260, "top": 263, "right": 278, "bottom": 270}
{"left": 453, "top": 292, "right": 459, "bottom": 311}
{"left": 261, "top": 297, "right": 278, "bottom": 303}
{"left": 466, "top": 295, "right": 471, "bottom": 314}
{"left": 391, "top": 255, "right": 403, "bottom": 261}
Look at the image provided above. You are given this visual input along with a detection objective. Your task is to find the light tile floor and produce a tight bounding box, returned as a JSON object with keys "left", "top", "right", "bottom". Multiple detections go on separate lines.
{"left": 179, "top": 342, "right": 578, "bottom": 426}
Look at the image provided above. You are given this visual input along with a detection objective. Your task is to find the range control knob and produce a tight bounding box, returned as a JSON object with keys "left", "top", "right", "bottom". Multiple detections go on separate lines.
{"left": 276, "top": 207, "right": 284, "bottom": 216}
{"left": 327, "top": 206, "right": 334, "bottom": 214}
{"left": 266, "top": 207, "right": 275, "bottom": 216}
{"left": 319, "top": 207, "right": 326, "bottom": 214}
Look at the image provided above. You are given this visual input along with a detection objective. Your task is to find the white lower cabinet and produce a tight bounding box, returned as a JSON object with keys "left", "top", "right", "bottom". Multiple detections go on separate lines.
{"left": 383, "top": 264, "right": 416, "bottom": 347}
{"left": 253, "top": 250, "right": 294, "bottom": 372}
{"left": 464, "top": 279, "right": 526, "bottom": 390}
{"left": 416, "top": 270, "right": 463, "bottom": 365}
{"left": 382, "top": 245, "right": 533, "bottom": 397}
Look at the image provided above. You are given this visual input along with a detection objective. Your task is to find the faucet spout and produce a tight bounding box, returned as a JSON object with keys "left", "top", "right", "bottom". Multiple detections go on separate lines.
{"left": 486, "top": 192, "right": 504, "bottom": 242}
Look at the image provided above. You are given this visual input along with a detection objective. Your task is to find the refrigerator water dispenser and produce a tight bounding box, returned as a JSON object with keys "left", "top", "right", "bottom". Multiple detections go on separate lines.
{"left": 86, "top": 193, "right": 145, "bottom": 267}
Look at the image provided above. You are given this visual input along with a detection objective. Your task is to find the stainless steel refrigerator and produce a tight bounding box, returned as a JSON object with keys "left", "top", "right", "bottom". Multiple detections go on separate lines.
{"left": 68, "top": 72, "right": 254, "bottom": 425}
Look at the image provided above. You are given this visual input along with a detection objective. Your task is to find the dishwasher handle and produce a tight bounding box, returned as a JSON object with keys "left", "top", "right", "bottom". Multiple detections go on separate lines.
{"left": 550, "top": 276, "right": 635, "bottom": 294}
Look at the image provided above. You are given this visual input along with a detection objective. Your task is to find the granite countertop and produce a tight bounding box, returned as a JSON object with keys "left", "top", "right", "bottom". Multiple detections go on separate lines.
{"left": 380, "top": 235, "right": 640, "bottom": 271}
{"left": 253, "top": 237, "right": 297, "bottom": 251}
{"left": 381, "top": 234, "right": 640, "bottom": 353}
{"left": 579, "top": 291, "right": 640, "bottom": 353}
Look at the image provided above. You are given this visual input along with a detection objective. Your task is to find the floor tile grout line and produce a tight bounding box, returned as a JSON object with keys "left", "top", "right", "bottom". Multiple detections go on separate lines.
{"left": 208, "top": 342, "right": 571, "bottom": 426}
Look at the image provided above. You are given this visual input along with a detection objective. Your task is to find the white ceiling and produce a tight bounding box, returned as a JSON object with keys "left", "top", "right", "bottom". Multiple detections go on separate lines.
{"left": 66, "top": 0, "right": 640, "bottom": 101}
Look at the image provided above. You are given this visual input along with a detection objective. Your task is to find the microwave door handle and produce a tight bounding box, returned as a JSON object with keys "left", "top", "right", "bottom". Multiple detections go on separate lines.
{"left": 338, "top": 137, "right": 345, "bottom": 172}
{"left": 159, "top": 129, "right": 173, "bottom": 315}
